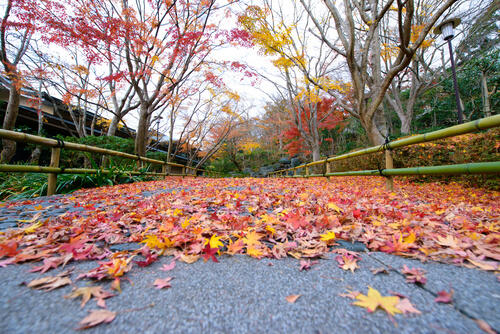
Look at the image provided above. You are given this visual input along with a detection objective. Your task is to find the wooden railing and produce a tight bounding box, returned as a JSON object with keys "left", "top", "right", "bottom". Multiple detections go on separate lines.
{"left": 269, "top": 115, "right": 500, "bottom": 190}
{"left": 0, "top": 130, "right": 220, "bottom": 195}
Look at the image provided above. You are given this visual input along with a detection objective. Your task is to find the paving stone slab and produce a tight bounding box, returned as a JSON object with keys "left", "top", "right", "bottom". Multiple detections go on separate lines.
{"left": 0, "top": 253, "right": 484, "bottom": 334}
{"left": 368, "top": 252, "right": 500, "bottom": 332}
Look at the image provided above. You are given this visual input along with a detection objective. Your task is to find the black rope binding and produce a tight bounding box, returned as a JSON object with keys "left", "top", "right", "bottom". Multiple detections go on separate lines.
{"left": 382, "top": 135, "right": 392, "bottom": 151}
{"left": 52, "top": 137, "right": 65, "bottom": 148}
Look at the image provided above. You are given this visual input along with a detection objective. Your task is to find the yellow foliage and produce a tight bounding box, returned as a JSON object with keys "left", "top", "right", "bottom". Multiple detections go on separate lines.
{"left": 238, "top": 141, "right": 261, "bottom": 154}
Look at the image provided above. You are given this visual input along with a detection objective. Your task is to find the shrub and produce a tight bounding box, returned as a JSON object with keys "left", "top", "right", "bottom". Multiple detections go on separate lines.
{"left": 330, "top": 129, "right": 500, "bottom": 189}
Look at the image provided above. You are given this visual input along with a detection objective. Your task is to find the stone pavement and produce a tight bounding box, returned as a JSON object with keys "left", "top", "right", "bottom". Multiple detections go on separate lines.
{"left": 0, "top": 251, "right": 498, "bottom": 334}
{"left": 0, "top": 188, "right": 498, "bottom": 334}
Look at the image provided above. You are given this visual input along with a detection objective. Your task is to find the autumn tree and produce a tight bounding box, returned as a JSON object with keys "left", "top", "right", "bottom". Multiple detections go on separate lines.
{"left": 239, "top": 2, "right": 345, "bottom": 160}
{"left": 380, "top": 0, "right": 462, "bottom": 134}
{"left": 299, "top": 0, "right": 459, "bottom": 144}
{"left": 0, "top": 0, "right": 35, "bottom": 162}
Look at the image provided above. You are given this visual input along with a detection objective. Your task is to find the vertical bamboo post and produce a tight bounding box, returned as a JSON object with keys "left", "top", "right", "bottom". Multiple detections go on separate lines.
{"left": 47, "top": 147, "right": 60, "bottom": 196}
{"left": 293, "top": 168, "right": 297, "bottom": 177}
{"left": 385, "top": 150, "right": 394, "bottom": 191}
{"left": 325, "top": 160, "right": 331, "bottom": 181}
{"left": 162, "top": 164, "right": 167, "bottom": 179}
{"left": 305, "top": 166, "right": 309, "bottom": 177}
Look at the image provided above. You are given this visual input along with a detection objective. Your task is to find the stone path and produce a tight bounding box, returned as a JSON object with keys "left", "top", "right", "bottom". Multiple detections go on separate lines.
{"left": 0, "top": 185, "right": 498, "bottom": 334}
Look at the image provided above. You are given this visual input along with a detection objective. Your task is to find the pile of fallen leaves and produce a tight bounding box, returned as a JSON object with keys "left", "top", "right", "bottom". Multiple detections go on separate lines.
{"left": 0, "top": 176, "right": 498, "bottom": 329}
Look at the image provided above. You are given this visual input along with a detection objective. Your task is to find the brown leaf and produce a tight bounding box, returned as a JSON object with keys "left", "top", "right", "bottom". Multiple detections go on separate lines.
{"left": 435, "top": 289, "right": 453, "bottom": 303}
{"left": 65, "top": 286, "right": 115, "bottom": 308}
{"left": 179, "top": 254, "right": 199, "bottom": 264}
{"left": 154, "top": 277, "right": 173, "bottom": 289}
{"left": 76, "top": 309, "right": 116, "bottom": 330}
{"left": 27, "top": 276, "right": 71, "bottom": 291}
{"left": 338, "top": 290, "right": 360, "bottom": 300}
{"left": 396, "top": 298, "right": 421, "bottom": 315}
{"left": 474, "top": 319, "right": 496, "bottom": 334}
{"left": 285, "top": 294, "right": 301, "bottom": 303}
{"left": 371, "top": 267, "right": 389, "bottom": 275}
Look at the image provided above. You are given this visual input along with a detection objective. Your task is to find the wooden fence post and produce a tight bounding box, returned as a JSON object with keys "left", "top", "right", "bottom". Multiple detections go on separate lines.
{"left": 325, "top": 161, "right": 331, "bottom": 181}
{"left": 385, "top": 150, "right": 394, "bottom": 191}
{"left": 162, "top": 164, "right": 167, "bottom": 179}
{"left": 47, "top": 147, "right": 60, "bottom": 196}
{"left": 305, "top": 166, "right": 309, "bottom": 177}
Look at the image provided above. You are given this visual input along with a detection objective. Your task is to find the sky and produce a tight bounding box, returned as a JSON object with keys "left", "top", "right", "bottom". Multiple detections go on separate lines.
{"left": 3, "top": 0, "right": 490, "bottom": 138}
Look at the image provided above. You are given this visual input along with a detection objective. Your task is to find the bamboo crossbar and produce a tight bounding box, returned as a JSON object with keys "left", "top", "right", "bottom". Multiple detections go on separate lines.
{"left": 0, "top": 164, "right": 201, "bottom": 177}
{"left": 270, "top": 115, "right": 500, "bottom": 179}
{"left": 283, "top": 161, "right": 500, "bottom": 177}
{"left": 0, "top": 129, "right": 223, "bottom": 195}
{"left": 0, "top": 129, "right": 199, "bottom": 170}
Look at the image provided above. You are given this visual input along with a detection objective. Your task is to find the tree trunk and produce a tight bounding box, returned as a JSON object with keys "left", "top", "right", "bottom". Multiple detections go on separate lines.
{"left": 134, "top": 104, "right": 150, "bottom": 156}
{"left": 107, "top": 114, "right": 120, "bottom": 136}
{"left": 481, "top": 71, "right": 491, "bottom": 117}
{"left": 1, "top": 80, "right": 21, "bottom": 163}
{"left": 362, "top": 110, "right": 385, "bottom": 146}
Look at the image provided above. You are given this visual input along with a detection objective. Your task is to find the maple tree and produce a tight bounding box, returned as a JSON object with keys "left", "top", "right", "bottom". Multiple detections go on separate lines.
{"left": 238, "top": 3, "right": 347, "bottom": 161}
{"left": 0, "top": 0, "right": 37, "bottom": 162}
{"left": 298, "top": 0, "right": 459, "bottom": 145}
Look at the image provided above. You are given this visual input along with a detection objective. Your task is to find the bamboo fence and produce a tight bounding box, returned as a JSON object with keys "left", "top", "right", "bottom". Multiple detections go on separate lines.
{"left": 270, "top": 114, "right": 500, "bottom": 190}
{"left": 0, "top": 130, "right": 220, "bottom": 195}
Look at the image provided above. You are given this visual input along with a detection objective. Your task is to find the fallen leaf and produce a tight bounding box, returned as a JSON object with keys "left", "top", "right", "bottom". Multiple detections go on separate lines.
{"left": 299, "top": 259, "right": 318, "bottom": 271}
{"left": 336, "top": 254, "right": 359, "bottom": 273}
{"left": 76, "top": 309, "right": 116, "bottom": 330}
{"left": 401, "top": 265, "right": 427, "bottom": 285}
{"left": 473, "top": 319, "right": 496, "bottom": 334}
{"left": 339, "top": 290, "right": 360, "bottom": 299}
{"left": 179, "top": 254, "right": 199, "bottom": 264}
{"left": 27, "top": 276, "right": 71, "bottom": 291}
{"left": 286, "top": 294, "right": 301, "bottom": 303}
{"left": 435, "top": 289, "right": 454, "bottom": 303}
{"left": 371, "top": 267, "right": 389, "bottom": 275}
{"left": 396, "top": 298, "right": 421, "bottom": 315}
{"left": 353, "top": 287, "right": 402, "bottom": 316}
{"left": 154, "top": 277, "right": 173, "bottom": 289}
{"left": 65, "top": 286, "right": 115, "bottom": 308}
{"left": 160, "top": 261, "right": 176, "bottom": 271}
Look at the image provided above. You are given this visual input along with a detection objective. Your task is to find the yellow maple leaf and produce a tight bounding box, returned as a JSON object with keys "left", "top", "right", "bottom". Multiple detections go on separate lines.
{"left": 353, "top": 287, "right": 402, "bottom": 316}
{"left": 265, "top": 225, "right": 276, "bottom": 235}
{"left": 243, "top": 231, "right": 262, "bottom": 247}
{"left": 403, "top": 232, "right": 416, "bottom": 244}
{"left": 141, "top": 235, "right": 173, "bottom": 249}
{"left": 246, "top": 246, "right": 263, "bottom": 258}
{"left": 320, "top": 230, "right": 336, "bottom": 242}
{"left": 208, "top": 235, "right": 224, "bottom": 249}
{"left": 327, "top": 203, "right": 342, "bottom": 213}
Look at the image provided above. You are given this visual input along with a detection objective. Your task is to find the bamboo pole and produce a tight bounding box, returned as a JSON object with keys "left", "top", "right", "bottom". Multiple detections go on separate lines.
{"left": 385, "top": 150, "right": 394, "bottom": 191}
{"left": 272, "top": 114, "right": 500, "bottom": 174}
{"left": 162, "top": 164, "right": 167, "bottom": 179}
{"left": 325, "top": 161, "right": 331, "bottom": 181}
{"left": 320, "top": 161, "right": 500, "bottom": 177}
{"left": 305, "top": 166, "right": 309, "bottom": 177}
{"left": 47, "top": 147, "right": 60, "bottom": 196}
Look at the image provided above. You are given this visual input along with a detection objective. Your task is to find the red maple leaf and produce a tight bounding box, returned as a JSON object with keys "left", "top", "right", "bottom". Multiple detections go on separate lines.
{"left": 201, "top": 244, "right": 218, "bottom": 263}
{"left": 435, "top": 289, "right": 454, "bottom": 303}
{"left": 401, "top": 265, "right": 427, "bottom": 285}
{"left": 0, "top": 241, "right": 18, "bottom": 258}
{"left": 135, "top": 248, "right": 158, "bottom": 267}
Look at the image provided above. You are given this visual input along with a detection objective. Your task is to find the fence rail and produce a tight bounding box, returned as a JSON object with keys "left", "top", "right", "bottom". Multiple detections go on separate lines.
{"left": 0, "top": 129, "right": 220, "bottom": 195}
{"left": 270, "top": 115, "right": 500, "bottom": 189}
